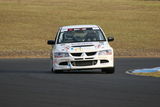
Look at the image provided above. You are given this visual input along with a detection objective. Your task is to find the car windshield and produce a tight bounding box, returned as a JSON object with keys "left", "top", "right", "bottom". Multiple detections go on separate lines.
{"left": 57, "top": 29, "right": 106, "bottom": 44}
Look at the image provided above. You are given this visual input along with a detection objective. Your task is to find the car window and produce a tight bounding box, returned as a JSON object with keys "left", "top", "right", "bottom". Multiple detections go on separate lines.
{"left": 57, "top": 29, "right": 106, "bottom": 44}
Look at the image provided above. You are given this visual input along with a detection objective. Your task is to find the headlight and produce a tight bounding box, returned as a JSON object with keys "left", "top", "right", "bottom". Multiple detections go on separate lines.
{"left": 54, "top": 52, "right": 69, "bottom": 58}
{"left": 98, "top": 49, "right": 112, "bottom": 55}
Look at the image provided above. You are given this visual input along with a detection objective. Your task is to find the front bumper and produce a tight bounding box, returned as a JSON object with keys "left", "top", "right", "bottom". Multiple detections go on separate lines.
{"left": 52, "top": 55, "right": 114, "bottom": 70}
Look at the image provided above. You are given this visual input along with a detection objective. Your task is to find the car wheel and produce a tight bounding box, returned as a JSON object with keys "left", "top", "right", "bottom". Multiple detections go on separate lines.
{"left": 51, "top": 67, "right": 63, "bottom": 73}
{"left": 101, "top": 67, "right": 115, "bottom": 74}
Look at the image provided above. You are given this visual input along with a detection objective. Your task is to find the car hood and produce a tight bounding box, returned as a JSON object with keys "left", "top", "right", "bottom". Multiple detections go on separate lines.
{"left": 54, "top": 42, "right": 111, "bottom": 53}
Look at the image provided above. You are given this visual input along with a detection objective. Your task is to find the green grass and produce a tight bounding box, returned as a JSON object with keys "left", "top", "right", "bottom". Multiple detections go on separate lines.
{"left": 0, "top": 0, "right": 160, "bottom": 57}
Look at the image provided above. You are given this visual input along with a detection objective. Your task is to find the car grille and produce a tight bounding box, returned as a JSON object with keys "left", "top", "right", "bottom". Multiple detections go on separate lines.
{"left": 71, "top": 52, "right": 97, "bottom": 57}
{"left": 71, "top": 53, "right": 82, "bottom": 57}
{"left": 59, "top": 62, "right": 68, "bottom": 65}
{"left": 85, "top": 52, "right": 96, "bottom": 56}
{"left": 71, "top": 60, "right": 97, "bottom": 66}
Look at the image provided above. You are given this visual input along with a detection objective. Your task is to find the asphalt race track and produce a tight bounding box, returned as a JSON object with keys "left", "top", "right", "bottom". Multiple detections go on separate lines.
{"left": 0, "top": 58, "right": 160, "bottom": 107}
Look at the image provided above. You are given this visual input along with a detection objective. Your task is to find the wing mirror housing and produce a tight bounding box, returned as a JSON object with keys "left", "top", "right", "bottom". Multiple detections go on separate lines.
{"left": 107, "top": 37, "right": 114, "bottom": 42}
{"left": 47, "top": 40, "right": 55, "bottom": 45}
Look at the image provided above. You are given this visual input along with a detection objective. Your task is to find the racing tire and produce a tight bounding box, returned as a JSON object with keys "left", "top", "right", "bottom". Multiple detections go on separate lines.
{"left": 51, "top": 68, "right": 63, "bottom": 73}
{"left": 101, "top": 67, "right": 115, "bottom": 74}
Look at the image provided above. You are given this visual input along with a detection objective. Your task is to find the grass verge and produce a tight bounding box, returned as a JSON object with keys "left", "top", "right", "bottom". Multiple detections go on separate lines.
{"left": 132, "top": 71, "right": 160, "bottom": 77}
{"left": 0, "top": 0, "right": 160, "bottom": 57}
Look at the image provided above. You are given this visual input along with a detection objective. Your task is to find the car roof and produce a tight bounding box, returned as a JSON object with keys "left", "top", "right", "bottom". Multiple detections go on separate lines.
{"left": 60, "top": 25, "right": 100, "bottom": 32}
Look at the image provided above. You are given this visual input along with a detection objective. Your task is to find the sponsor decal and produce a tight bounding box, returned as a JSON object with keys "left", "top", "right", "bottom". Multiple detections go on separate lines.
{"left": 68, "top": 63, "right": 71, "bottom": 68}
{"left": 97, "top": 44, "right": 101, "bottom": 48}
{"left": 71, "top": 47, "right": 74, "bottom": 51}
{"left": 70, "top": 47, "right": 82, "bottom": 52}
{"left": 65, "top": 46, "right": 70, "bottom": 51}
{"left": 53, "top": 60, "right": 57, "bottom": 64}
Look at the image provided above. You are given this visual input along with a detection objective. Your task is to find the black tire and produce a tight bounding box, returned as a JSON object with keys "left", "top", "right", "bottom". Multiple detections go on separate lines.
{"left": 51, "top": 67, "right": 54, "bottom": 73}
{"left": 101, "top": 67, "right": 115, "bottom": 74}
{"left": 51, "top": 68, "right": 63, "bottom": 73}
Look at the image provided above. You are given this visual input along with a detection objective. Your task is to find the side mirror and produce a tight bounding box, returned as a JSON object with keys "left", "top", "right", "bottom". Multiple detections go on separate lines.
{"left": 107, "top": 37, "right": 114, "bottom": 42}
{"left": 47, "top": 40, "right": 55, "bottom": 45}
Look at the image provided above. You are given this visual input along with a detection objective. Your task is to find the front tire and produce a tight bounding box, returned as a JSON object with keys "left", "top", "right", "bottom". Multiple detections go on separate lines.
{"left": 101, "top": 67, "right": 115, "bottom": 74}
{"left": 51, "top": 67, "right": 63, "bottom": 73}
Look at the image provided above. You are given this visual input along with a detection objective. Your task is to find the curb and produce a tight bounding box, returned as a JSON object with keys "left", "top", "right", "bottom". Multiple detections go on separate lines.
{"left": 126, "top": 67, "right": 160, "bottom": 74}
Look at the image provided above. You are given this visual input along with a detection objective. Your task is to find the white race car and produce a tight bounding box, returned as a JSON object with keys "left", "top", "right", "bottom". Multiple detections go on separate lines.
{"left": 48, "top": 25, "right": 114, "bottom": 73}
